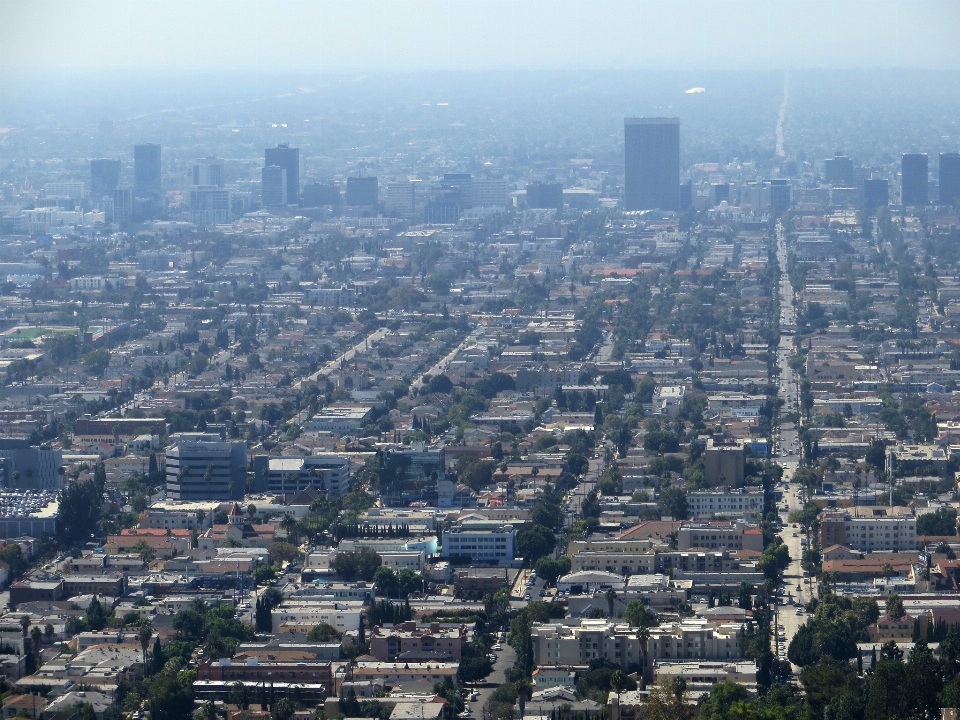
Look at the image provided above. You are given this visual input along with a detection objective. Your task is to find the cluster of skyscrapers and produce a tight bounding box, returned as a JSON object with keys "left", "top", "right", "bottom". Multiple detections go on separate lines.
{"left": 901, "top": 152, "right": 960, "bottom": 206}
{"left": 620, "top": 116, "right": 960, "bottom": 213}
{"left": 78, "top": 124, "right": 960, "bottom": 228}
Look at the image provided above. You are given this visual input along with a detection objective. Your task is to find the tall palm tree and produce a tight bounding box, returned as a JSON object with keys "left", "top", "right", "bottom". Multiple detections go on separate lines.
{"left": 636, "top": 625, "right": 651, "bottom": 687}
{"left": 281, "top": 514, "right": 298, "bottom": 544}
{"left": 605, "top": 588, "right": 618, "bottom": 618}
{"left": 139, "top": 624, "right": 153, "bottom": 668}
{"left": 610, "top": 670, "right": 628, "bottom": 701}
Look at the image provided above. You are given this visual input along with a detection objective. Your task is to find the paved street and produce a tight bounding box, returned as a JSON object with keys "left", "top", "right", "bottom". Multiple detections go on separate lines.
{"left": 471, "top": 640, "right": 517, "bottom": 714}
{"left": 769, "top": 218, "right": 811, "bottom": 668}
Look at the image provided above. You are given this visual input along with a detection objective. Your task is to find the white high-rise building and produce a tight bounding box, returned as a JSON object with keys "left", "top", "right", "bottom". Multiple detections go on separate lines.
{"left": 193, "top": 157, "right": 225, "bottom": 187}
{"left": 472, "top": 178, "right": 508, "bottom": 209}
{"left": 42, "top": 182, "right": 86, "bottom": 200}
{"left": 385, "top": 177, "right": 418, "bottom": 213}
{"left": 189, "top": 186, "right": 232, "bottom": 225}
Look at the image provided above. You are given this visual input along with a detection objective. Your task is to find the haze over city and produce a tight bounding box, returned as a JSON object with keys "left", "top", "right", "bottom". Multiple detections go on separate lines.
{"left": 1, "top": 2, "right": 960, "bottom": 720}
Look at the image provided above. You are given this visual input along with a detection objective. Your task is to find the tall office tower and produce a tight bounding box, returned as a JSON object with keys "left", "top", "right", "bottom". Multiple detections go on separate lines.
{"left": 824, "top": 154, "right": 855, "bottom": 186}
{"left": 901, "top": 153, "right": 928, "bottom": 206}
{"left": 526, "top": 181, "right": 564, "bottom": 213}
{"left": 768, "top": 179, "right": 792, "bottom": 212}
{"left": 261, "top": 166, "right": 288, "bottom": 206}
{"left": 190, "top": 186, "right": 232, "bottom": 225}
{"left": 90, "top": 159, "right": 121, "bottom": 201}
{"left": 624, "top": 117, "right": 680, "bottom": 211}
{"left": 441, "top": 173, "right": 473, "bottom": 209}
{"left": 165, "top": 432, "right": 247, "bottom": 501}
{"left": 264, "top": 144, "right": 299, "bottom": 204}
{"left": 679, "top": 180, "right": 693, "bottom": 211}
{"left": 193, "top": 157, "right": 225, "bottom": 187}
{"left": 864, "top": 178, "right": 889, "bottom": 209}
{"left": 385, "top": 178, "right": 417, "bottom": 213}
{"left": 472, "top": 178, "right": 508, "bottom": 208}
{"left": 941, "top": 152, "right": 960, "bottom": 205}
{"left": 114, "top": 187, "right": 133, "bottom": 224}
{"left": 710, "top": 183, "right": 730, "bottom": 205}
{"left": 302, "top": 182, "right": 341, "bottom": 210}
{"left": 345, "top": 176, "right": 379, "bottom": 207}
{"left": 133, "top": 143, "right": 162, "bottom": 200}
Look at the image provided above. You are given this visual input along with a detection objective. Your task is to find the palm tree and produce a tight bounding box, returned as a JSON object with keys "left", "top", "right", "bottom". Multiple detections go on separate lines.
{"left": 19, "top": 615, "right": 29, "bottom": 638}
{"left": 636, "top": 625, "right": 651, "bottom": 687}
{"left": 30, "top": 625, "right": 42, "bottom": 659}
{"left": 516, "top": 680, "right": 531, "bottom": 718}
{"left": 610, "top": 669, "right": 628, "bottom": 700}
{"left": 281, "top": 514, "right": 298, "bottom": 544}
{"left": 605, "top": 587, "right": 618, "bottom": 618}
{"left": 139, "top": 624, "right": 153, "bottom": 668}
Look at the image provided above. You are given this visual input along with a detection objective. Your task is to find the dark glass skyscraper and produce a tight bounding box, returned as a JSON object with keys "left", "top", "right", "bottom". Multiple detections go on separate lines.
{"left": 941, "top": 152, "right": 960, "bottom": 206}
{"left": 264, "top": 144, "right": 299, "bottom": 204}
{"left": 261, "top": 166, "right": 288, "bottom": 207}
{"left": 864, "top": 178, "right": 889, "bottom": 209}
{"left": 901, "top": 153, "right": 928, "bottom": 205}
{"left": 624, "top": 118, "right": 680, "bottom": 211}
{"left": 526, "top": 181, "right": 564, "bottom": 212}
{"left": 345, "top": 176, "right": 379, "bottom": 207}
{"left": 824, "top": 155, "right": 855, "bottom": 186}
{"left": 133, "top": 143, "right": 162, "bottom": 200}
{"left": 90, "top": 158, "right": 121, "bottom": 201}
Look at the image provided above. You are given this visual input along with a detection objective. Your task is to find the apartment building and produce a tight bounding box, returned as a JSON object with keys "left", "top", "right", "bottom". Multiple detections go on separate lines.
{"left": 570, "top": 551, "right": 657, "bottom": 575}
{"left": 645, "top": 620, "right": 744, "bottom": 681}
{"left": 272, "top": 602, "right": 364, "bottom": 633}
{"left": 818, "top": 507, "right": 917, "bottom": 552}
{"left": 368, "top": 621, "right": 471, "bottom": 661}
{"left": 687, "top": 488, "right": 765, "bottom": 520}
{"left": 531, "top": 618, "right": 744, "bottom": 678}
{"left": 531, "top": 620, "right": 645, "bottom": 670}
{"left": 677, "top": 521, "right": 764, "bottom": 552}
{"left": 138, "top": 501, "right": 219, "bottom": 530}
{"left": 199, "top": 658, "right": 332, "bottom": 687}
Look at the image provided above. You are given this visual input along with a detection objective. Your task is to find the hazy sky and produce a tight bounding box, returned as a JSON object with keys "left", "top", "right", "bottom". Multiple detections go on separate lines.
{"left": 2, "top": 0, "right": 959, "bottom": 73}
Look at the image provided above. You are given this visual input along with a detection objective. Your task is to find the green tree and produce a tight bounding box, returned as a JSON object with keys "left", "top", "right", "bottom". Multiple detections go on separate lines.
{"left": 85, "top": 596, "right": 107, "bottom": 631}
{"left": 624, "top": 601, "right": 658, "bottom": 629}
{"left": 427, "top": 374, "right": 454, "bottom": 394}
{"left": 332, "top": 547, "right": 382, "bottom": 582}
{"left": 84, "top": 348, "right": 111, "bottom": 377}
{"left": 307, "top": 623, "right": 343, "bottom": 642}
{"left": 657, "top": 486, "right": 689, "bottom": 520}
{"left": 886, "top": 592, "right": 905, "bottom": 619}
{"left": 458, "top": 458, "right": 494, "bottom": 492}
{"left": 515, "top": 523, "right": 555, "bottom": 565}
{"left": 229, "top": 683, "right": 250, "bottom": 710}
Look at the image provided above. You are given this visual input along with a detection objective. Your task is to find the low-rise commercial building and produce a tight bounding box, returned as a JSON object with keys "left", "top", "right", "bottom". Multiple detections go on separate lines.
{"left": 253, "top": 454, "right": 352, "bottom": 495}
{"left": 441, "top": 524, "right": 515, "bottom": 563}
